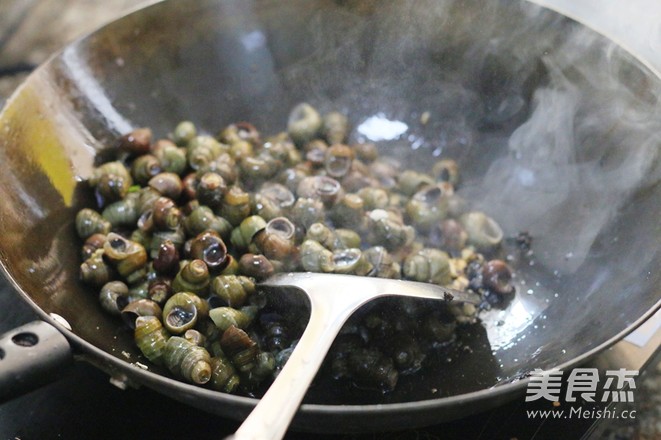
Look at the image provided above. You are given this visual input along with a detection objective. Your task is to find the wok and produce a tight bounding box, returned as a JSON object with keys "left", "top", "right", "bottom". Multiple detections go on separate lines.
{"left": 0, "top": 0, "right": 660, "bottom": 433}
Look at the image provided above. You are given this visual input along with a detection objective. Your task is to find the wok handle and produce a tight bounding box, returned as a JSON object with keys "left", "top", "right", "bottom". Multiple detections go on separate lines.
{"left": 0, "top": 320, "right": 73, "bottom": 403}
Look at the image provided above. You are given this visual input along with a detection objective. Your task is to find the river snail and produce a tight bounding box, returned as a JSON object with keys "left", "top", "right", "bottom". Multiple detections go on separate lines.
{"left": 321, "top": 111, "right": 349, "bottom": 145}
{"left": 147, "top": 276, "right": 173, "bottom": 305}
{"left": 78, "top": 103, "right": 516, "bottom": 397}
{"left": 219, "top": 325, "right": 260, "bottom": 374}
{"left": 153, "top": 139, "right": 188, "bottom": 176}
{"left": 172, "top": 259, "right": 211, "bottom": 295}
{"left": 300, "top": 240, "right": 335, "bottom": 273}
{"left": 134, "top": 315, "right": 170, "bottom": 366}
{"left": 209, "top": 275, "right": 256, "bottom": 308}
{"left": 251, "top": 182, "right": 296, "bottom": 221}
{"left": 103, "top": 233, "right": 148, "bottom": 279}
{"left": 196, "top": 172, "right": 227, "bottom": 209}
{"left": 102, "top": 192, "right": 140, "bottom": 228}
{"left": 81, "top": 233, "right": 107, "bottom": 260}
{"left": 90, "top": 161, "right": 133, "bottom": 202}
{"left": 164, "top": 336, "right": 212, "bottom": 385}
{"left": 403, "top": 248, "right": 452, "bottom": 285}
{"left": 459, "top": 211, "right": 504, "bottom": 251}
{"left": 183, "top": 205, "right": 232, "bottom": 240}
{"left": 209, "top": 355, "right": 241, "bottom": 393}
{"left": 251, "top": 217, "right": 296, "bottom": 261}
{"left": 80, "top": 248, "right": 114, "bottom": 287}
{"left": 162, "top": 292, "right": 206, "bottom": 334}
{"left": 287, "top": 102, "right": 322, "bottom": 146}
{"left": 131, "top": 154, "right": 162, "bottom": 185}
{"left": 98, "top": 280, "right": 130, "bottom": 315}
{"left": 76, "top": 208, "right": 112, "bottom": 240}
{"left": 121, "top": 299, "right": 163, "bottom": 329}
{"left": 219, "top": 186, "right": 251, "bottom": 226}
{"left": 188, "top": 230, "right": 229, "bottom": 270}
{"left": 173, "top": 121, "right": 196, "bottom": 146}
{"left": 230, "top": 215, "right": 267, "bottom": 251}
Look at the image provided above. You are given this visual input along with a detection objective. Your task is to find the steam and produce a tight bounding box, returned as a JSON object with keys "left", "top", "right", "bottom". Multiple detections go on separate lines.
{"left": 464, "top": 28, "right": 661, "bottom": 273}
{"left": 276, "top": 0, "right": 661, "bottom": 274}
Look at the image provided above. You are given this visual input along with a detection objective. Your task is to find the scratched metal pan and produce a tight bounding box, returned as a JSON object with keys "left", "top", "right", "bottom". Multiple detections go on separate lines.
{"left": 0, "top": 0, "right": 659, "bottom": 433}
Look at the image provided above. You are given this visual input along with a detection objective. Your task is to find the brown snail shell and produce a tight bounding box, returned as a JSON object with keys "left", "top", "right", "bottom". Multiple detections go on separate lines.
{"left": 237, "top": 253, "right": 274, "bottom": 280}
{"left": 162, "top": 292, "right": 201, "bottom": 334}
{"left": 151, "top": 197, "right": 182, "bottom": 231}
{"left": 80, "top": 248, "right": 114, "bottom": 287}
{"left": 252, "top": 217, "right": 296, "bottom": 260}
{"left": 147, "top": 276, "right": 173, "bottom": 305}
{"left": 103, "top": 233, "right": 148, "bottom": 278}
{"left": 152, "top": 239, "right": 180, "bottom": 275}
{"left": 324, "top": 144, "right": 354, "bottom": 178}
{"left": 181, "top": 172, "right": 198, "bottom": 200}
{"left": 118, "top": 127, "right": 152, "bottom": 156}
{"left": 121, "top": 299, "right": 163, "bottom": 329}
{"left": 81, "top": 233, "right": 107, "bottom": 260}
{"left": 481, "top": 259, "right": 514, "bottom": 296}
{"left": 188, "top": 230, "right": 228, "bottom": 270}
{"left": 148, "top": 172, "right": 183, "bottom": 200}
{"left": 196, "top": 172, "right": 227, "bottom": 209}
{"left": 220, "top": 325, "right": 259, "bottom": 373}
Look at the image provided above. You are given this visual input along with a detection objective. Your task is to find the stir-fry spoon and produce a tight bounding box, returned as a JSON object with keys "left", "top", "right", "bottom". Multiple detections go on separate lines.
{"left": 227, "top": 272, "right": 481, "bottom": 440}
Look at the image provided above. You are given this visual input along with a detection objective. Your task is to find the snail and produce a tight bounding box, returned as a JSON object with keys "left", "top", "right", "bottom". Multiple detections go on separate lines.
{"left": 164, "top": 336, "right": 212, "bottom": 385}
{"left": 76, "top": 103, "right": 517, "bottom": 398}
{"left": 209, "top": 275, "right": 256, "bottom": 308}
{"left": 134, "top": 315, "right": 170, "bottom": 365}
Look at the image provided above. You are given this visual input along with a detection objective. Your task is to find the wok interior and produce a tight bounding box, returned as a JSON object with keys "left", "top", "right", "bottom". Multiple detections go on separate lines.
{"left": 0, "top": 0, "right": 659, "bottom": 410}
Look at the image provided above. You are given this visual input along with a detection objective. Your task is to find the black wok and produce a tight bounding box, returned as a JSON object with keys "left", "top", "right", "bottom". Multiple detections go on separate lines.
{"left": 0, "top": 0, "right": 659, "bottom": 433}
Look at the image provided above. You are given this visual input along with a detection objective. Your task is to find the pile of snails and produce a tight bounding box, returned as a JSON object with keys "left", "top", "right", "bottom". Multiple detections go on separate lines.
{"left": 75, "top": 103, "right": 515, "bottom": 394}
